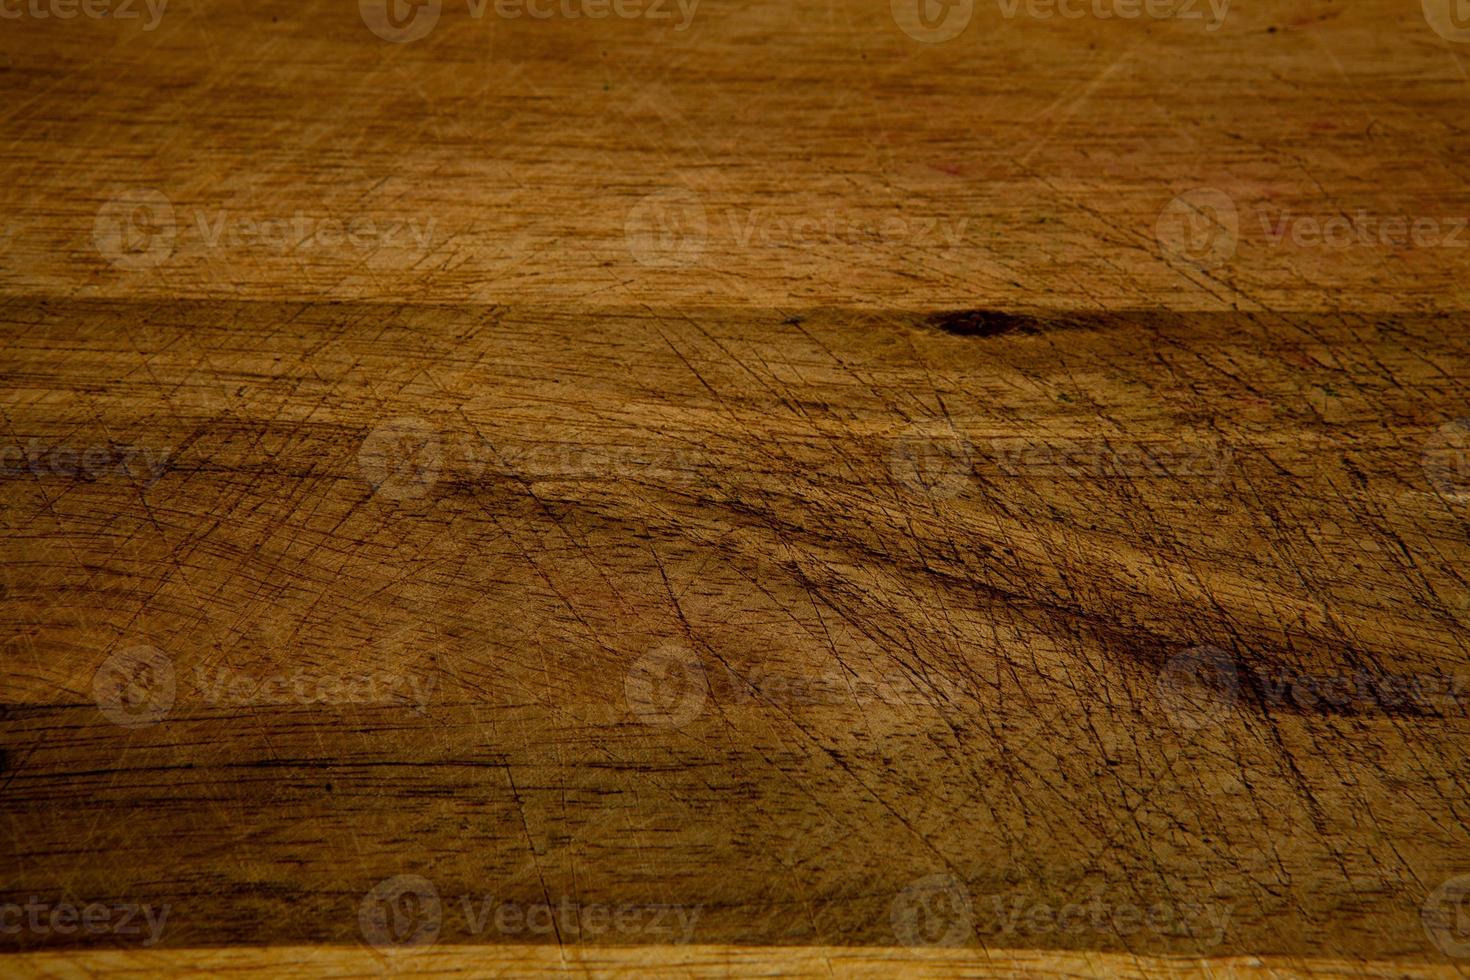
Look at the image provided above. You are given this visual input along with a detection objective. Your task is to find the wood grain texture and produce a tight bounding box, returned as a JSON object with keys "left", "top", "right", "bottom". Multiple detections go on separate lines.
{"left": 5, "top": 945, "right": 1466, "bottom": 978}
{"left": 2, "top": 0, "right": 1470, "bottom": 976}
{"left": 1, "top": 0, "right": 1469, "bottom": 310}
{"left": 2, "top": 301, "right": 1468, "bottom": 967}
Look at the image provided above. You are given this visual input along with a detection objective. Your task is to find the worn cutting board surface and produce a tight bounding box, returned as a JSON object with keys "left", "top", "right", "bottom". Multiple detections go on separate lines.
{"left": 3, "top": 0, "right": 1470, "bottom": 975}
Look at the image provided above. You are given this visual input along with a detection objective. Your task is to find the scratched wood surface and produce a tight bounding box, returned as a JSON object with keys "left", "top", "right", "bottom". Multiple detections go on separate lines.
{"left": 3, "top": 0, "right": 1470, "bottom": 976}
{"left": 6, "top": 945, "right": 1467, "bottom": 978}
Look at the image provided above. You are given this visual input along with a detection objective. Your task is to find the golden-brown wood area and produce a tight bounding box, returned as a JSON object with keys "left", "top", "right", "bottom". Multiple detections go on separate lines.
{"left": 2, "top": 0, "right": 1470, "bottom": 976}
{"left": 7, "top": 946, "right": 1468, "bottom": 978}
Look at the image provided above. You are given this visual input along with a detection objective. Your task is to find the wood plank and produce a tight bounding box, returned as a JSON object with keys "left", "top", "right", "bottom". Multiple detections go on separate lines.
{"left": 3, "top": 0, "right": 1470, "bottom": 973}
{"left": 5, "top": 946, "right": 1465, "bottom": 979}
{"left": 0, "top": 0, "right": 1467, "bottom": 310}
{"left": 0, "top": 300, "right": 1467, "bottom": 964}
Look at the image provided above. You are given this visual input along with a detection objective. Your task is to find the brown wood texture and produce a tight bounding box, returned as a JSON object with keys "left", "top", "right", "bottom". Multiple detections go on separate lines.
{"left": 5, "top": 945, "right": 1466, "bottom": 978}
{"left": 3, "top": 0, "right": 1470, "bottom": 976}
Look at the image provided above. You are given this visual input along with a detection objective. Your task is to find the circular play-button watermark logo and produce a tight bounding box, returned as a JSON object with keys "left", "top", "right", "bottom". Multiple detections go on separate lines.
{"left": 359, "top": 416, "right": 442, "bottom": 501}
{"left": 891, "top": 0, "right": 975, "bottom": 42}
{"left": 93, "top": 645, "right": 177, "bottom": 728}
{"left": 624, "top": 189, "right": 708, "bottom": 268}
{"left": 359, "top": 874, "right": 442, "bottom": 951}
{"left": 93, "top": 189, "right": 176, "bottom": 270}
{"left": 1156, "top": 187, "right": 1239, "bottom": 271}
{"left": 1424, "top": 874, "right": 1470, "bottom": 957}
{"left": 890, "top": 872, "right": 974, "bottom": 947}
{"left": 360, "top": 0, "right": 442, "bottom": 42}
{"left": 1423, "top": 0, "right": 1470, "bottom": 43}
{"left": 1423, "top": 419, "right": 1470, "bottom": 501}
{"left": 1156, "top": 644, "right": 1240, "bottom": 732}
{"left": 624, "top": 644, "right": 709, "bottom": 728}
{"left": 888, "top": 425, "right": 973, "bottom": 499}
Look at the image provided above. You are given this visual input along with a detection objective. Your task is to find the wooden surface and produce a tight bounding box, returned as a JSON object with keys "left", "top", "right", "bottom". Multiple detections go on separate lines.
{"left": 5, "top": 945, "right": 1466, "bottom": 978}
{"left": 3, "top": 1, "right": 1470, "bottom": 976}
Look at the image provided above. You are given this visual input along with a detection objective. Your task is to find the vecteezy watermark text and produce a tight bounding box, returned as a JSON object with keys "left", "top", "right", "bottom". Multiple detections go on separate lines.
{"left": 995, "top": 0, "right": 1227, "bottom": 29}
{"left": 981, "top": 890, "right": 1230, "bottom": 946}
{"left": 93, "top": 645, "right": 437, "bottom": 728}
{"left": 358, "top": 874, "right": 700, "bottom": 952}
{"left": 1259, "top": 211, "right": 1469, "bottom": 249}
{"left": 94, "top": 190, "right": 438, "bottom": 271}
{"left": 888, "top": 426, "right": 1233, "bottom": 500}
{"left": 194, "top": 666, "right": 436, "bottom": 713}
{"left": 0, "top": 898, "right": 169, "bottom": 946}
{"left": 889, "top": 0, "right": 1225, "bottom": 43}
{"left": 0, "top": 0, "right": 167, "bottom": 30}
{"left": 624, "top": 644, "right": 973, "bottom": 728}
{"left": 359, "top": 0, "right": 699, "bottom": 43}
{"left": 889, "top": 874, "right": 1230, "bottom": 948}
{"left": 357, "top": 417, "right": 706, "bottom": 502}
{"left": 1157, "top": 644, "right": 1470, "bottom": 731}
{"left": 0, "top": 442, "right": 168, "bottom": 487}
{"left": 1156, "top": 187, "right": 1470, "bottom": 272}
